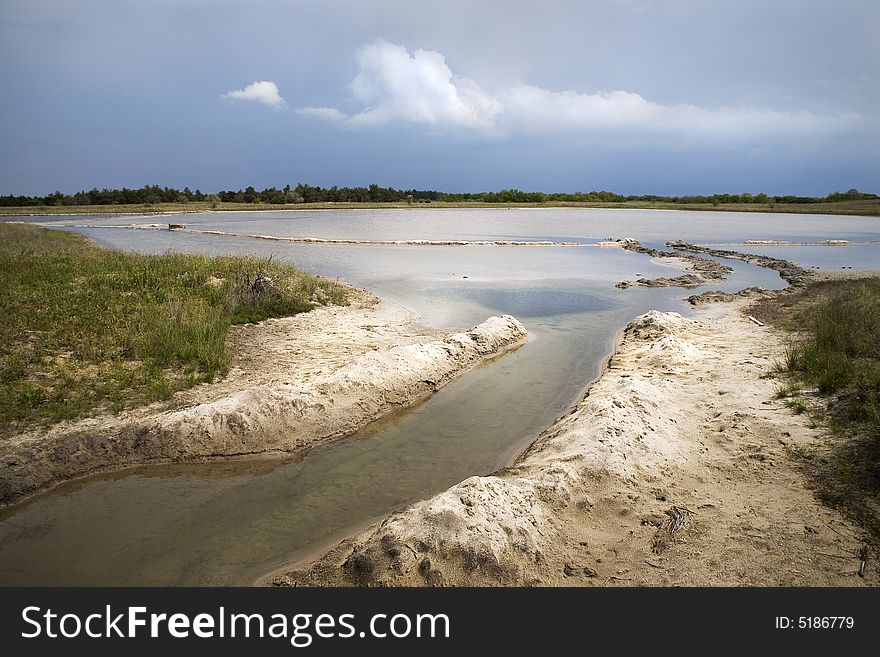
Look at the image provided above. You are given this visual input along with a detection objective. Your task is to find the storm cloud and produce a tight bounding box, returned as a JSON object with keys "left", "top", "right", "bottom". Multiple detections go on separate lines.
{"left": 1, "top": 0, "right": 877, "bottom": 195}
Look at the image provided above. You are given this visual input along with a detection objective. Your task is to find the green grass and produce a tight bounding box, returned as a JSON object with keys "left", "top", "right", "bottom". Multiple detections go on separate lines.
{"left": 784, "top": 396, "right": 810, "bottom": 415}
{"left": 774, "top": 380, "right": 802, "bottom": 399}
{"left": 0, "top": 223, "right": 347, "bottom": 435}
{"left": 782, "top": 279, "right": 880, "bottom": 437}
{"left": 756, "top": 278, "right": 880, "bottom": 539}
{"left": 774, "top": 382, "right": 812, "bottom": 416}
{"left": 0, "top": 198, "right": 878, "bottom": 216}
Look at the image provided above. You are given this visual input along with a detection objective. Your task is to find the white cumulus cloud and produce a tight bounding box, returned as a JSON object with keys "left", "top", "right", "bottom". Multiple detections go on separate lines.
{"left": 222, "top": 80, "right": 286, "bottom": 107}
{"left": 298, "top": 39, "right": 500, "bottom": 130}
{"left": 345, "top": 39, "right": 501, "bottom": 129}
{"left": 299, "top": 40, "right": 861, "bottom": 142}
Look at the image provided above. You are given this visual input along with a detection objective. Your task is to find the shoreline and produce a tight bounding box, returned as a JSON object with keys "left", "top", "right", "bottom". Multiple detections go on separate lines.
{"left": 23, "top": 222, "right": 594, "bottom": 247}
{"left": 0, "top": 288, "right": 527, "bottom": 508}
{"left": 271, "top": 293, "right": 875, "bottom": 587}
{"left": 2, "top": 200, "right": 879, "bottom": 218}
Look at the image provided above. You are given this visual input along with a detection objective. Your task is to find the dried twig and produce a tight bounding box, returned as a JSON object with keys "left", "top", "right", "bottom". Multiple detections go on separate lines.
{"left": 816, "top": 551, "right": 856, "bottom": 561}
{"left": 824, "top": 522, "right": 846, "bottom": 538}
{"left": 651, "top": 505, "right": 695, "bottom": 554}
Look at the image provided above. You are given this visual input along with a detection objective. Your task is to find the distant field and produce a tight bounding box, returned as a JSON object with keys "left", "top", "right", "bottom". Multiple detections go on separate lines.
{"left": 1, "top": 199, "right": 879, "bottom": 217}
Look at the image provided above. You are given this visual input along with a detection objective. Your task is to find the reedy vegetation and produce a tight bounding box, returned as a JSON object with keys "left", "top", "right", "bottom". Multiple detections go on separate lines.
{"left": 765, "top": 278, "right": 880, "bottom": 539}
{"left": 781, "top": 279, "right": 880, "bottom": 439}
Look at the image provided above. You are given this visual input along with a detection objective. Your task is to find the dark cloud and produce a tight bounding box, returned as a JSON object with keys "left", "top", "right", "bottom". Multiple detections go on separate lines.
{"left": 0, "top": 0, "right": 877, "bottom": 195}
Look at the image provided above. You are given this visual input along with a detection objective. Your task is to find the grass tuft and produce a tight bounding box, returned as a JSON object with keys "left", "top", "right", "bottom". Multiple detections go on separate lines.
{"left": 774, "top": 380, "right": 802, "bottom": 399}
{"left": 784, "top": 396, "right": 810, "bottom": 415}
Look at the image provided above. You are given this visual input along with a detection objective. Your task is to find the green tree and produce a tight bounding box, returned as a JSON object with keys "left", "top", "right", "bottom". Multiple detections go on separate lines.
{"left": 242, "top": 186, "right": 258, "bottom": 203}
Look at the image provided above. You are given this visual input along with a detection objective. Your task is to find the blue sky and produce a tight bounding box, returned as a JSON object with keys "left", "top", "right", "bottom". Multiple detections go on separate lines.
{"left": 1, "top": 0, "right": 877, "bottom": 196}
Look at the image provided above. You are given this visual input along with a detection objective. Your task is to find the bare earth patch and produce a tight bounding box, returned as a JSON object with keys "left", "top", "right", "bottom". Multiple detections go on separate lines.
{"left": 275, "top": 300, "right": 874, "bottom": 587}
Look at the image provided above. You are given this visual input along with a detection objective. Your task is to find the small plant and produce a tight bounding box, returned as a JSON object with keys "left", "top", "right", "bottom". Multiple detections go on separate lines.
{"left": 774, "top": 380, "right": 802, "bottom": 399}
{"left": 785, "top": 396, "right": 809, "bottom": 415}
{"left": 785, "top": 442, "right": 809, "bottom": 458}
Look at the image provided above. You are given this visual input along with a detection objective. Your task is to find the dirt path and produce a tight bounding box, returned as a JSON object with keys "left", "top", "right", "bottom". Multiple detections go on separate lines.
{"left": 0, "top": 289, "right": 527, "bottom": 507}
{"left": 274, "top": 299, "right": 873, "bottom": 586}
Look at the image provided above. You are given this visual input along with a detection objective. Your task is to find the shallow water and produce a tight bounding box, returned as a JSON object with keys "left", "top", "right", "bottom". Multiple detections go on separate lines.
{"left": 29, "top": 206, "right": 880, "bottom": 244}
{"left": 0, "top": 208, "right": 875, "bottom": 585}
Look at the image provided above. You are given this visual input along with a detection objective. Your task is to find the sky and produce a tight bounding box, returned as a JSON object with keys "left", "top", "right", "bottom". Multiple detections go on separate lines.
{"left": 1, "top": 0, "right": 878, "bottom": 196}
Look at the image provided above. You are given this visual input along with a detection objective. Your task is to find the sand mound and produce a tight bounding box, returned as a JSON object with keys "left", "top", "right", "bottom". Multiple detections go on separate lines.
{"left": 275, "top": 306, "right": 871, "bottom": 587}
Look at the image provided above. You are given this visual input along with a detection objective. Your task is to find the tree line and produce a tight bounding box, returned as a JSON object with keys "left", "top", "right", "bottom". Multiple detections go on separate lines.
{"left": 0, "top": 184, "right": 875, "bottom": 207}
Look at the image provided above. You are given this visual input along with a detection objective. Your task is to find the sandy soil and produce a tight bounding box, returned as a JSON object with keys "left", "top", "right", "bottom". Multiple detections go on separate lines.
{"left": 274, "top": 299, "right": 874, "bottom": 587}
{"left": 0, "top": 289, "right": 527, "bottom": 507}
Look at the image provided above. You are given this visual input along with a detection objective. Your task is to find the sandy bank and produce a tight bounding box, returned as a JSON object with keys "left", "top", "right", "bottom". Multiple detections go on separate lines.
{"left": 274, "top": 300, "right": 873, "bottom": 587}
{"left": 30, "top": 222, "right": 589, "bottom": 247}
{"left": 190, "top": 228, "right": 586, "bottom": 247}
{"left": 0, "top": 290, "right": 526, "bottom": 507}
{"left": 669, "top": 241, "right": 813, "bottom": 287}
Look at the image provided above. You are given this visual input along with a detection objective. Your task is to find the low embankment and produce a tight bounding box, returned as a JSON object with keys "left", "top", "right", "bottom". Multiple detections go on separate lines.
{"left": 0, "top": 311, "right": 526, "bottom": 507}
{"left": 0, "top": 223, "right": 528, "bottom": 506}
{"left": 1, "top": 198, "right": 878, "bottom": 216}
{"left": 615, "top": 239, "right": 733, "bottom": 288}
